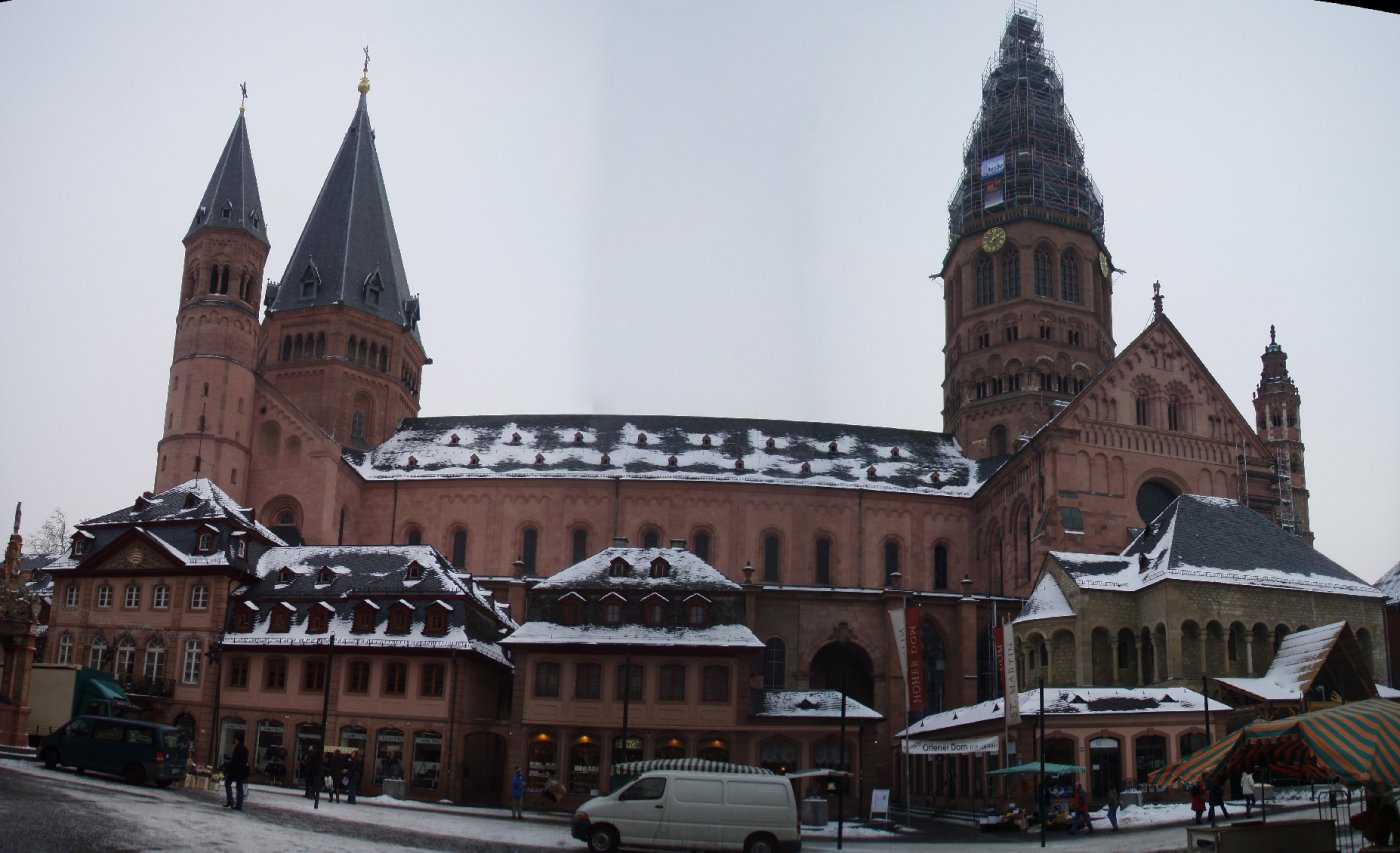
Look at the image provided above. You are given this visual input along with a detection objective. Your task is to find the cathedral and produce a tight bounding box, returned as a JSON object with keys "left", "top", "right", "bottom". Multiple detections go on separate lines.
{"left": 33, "top": 9, "right": 1376, "bottom": 810}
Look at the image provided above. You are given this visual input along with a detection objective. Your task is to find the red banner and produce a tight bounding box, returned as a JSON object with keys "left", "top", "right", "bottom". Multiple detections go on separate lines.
{"left": 906, "top": 606, "right": 926, "bottom": 711}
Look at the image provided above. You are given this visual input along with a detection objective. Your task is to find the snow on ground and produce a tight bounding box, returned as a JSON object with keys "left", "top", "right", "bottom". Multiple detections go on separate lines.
{"left": 4, "top": 757, "right": 1355, "bottom": 852}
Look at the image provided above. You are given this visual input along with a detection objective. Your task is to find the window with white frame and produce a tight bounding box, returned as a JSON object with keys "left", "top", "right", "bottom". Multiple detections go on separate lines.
{"left": 57, "top": 633, "right": 74, "bottom": 665}
{"left": 124, "top": 584, "right": 141, "bottom": 608}
{"left": 64, "top": 585, "right": 79, "bottom": 607}
{"left": 97, "top": 585, "right": 113, "bottom": 608}
{"left": 190, "top": 585, "right": 209, "bottom": 610}
{"left": 182, "top": 638, "right": 202, "bottom": 684}
{"left": 144, "top": 637, "right": 166, "bottom": 679}
{"left": 88, "top": 635, "right": 108, "bottom": 670}
{"left": 153, "top": 584, "right": 171, "bottom": 609}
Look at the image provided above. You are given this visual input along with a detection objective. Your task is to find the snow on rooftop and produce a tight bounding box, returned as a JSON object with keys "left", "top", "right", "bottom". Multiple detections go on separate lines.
{"left": 1214, "top": 621, "right": 1347, "bottom": 701}
{"left": 533, "top": 546, "right": 740, "bottom": 591}
{"left": 754, "top": 690, "right": 882, "bottom": 720}
{"left": 502, "top": 622, "right": 763, "bottom": 648}
{"left": 1014, "top": 573, "right": 1076, "bottom": 623}
{"left": 898, "top": 686, "right": 1224, "bottom": 738}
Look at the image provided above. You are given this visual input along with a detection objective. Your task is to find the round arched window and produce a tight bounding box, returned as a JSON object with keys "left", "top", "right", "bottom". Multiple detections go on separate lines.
{"left": 1135, "top": 479, "right": 1179, "bottom": 525}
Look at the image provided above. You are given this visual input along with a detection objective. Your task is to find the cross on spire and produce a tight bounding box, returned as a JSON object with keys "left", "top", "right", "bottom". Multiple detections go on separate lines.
{"left": 363, "top": 46, "right": 371, "bottom": 76}
{"left": 240, "top": 81, "right": 247, "bottom": 112}
{"left": 1152, "top": 280, "right": 1164, "bottom": 318}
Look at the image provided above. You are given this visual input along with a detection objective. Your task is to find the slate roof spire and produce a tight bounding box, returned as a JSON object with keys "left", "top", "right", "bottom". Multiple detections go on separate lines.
{"left": 186, "top": 104, "right": 268, "bottom": 246}
{"left": 267, "top": 61, "right": 421, "bottom": 342}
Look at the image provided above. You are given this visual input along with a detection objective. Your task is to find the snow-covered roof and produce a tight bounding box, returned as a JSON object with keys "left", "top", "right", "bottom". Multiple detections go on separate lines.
{"left": 898, "top": 686, "right": 1225, "bottom": 738}
{"left": 532, "top": 546, "right": 740, "bottom": 592}
{"left": 1372, "top": 560, "right": 1400, "bottom": 604}
{"left": 83, "top": 479, "right": 283, "bottom": 541}
{"left": 501, "top": 622, "right": 762, "bottom": 648}
{"left": 1214, "top": 622, "right": 1351, "bottom": 702}
{"left": 1015, "top": 572, "right": 1076, "bottom": 623}
{"left": 752, "top": 690, "right": 883, "bottom": 721}
{"left": 344, "top": 414, "right": 1002, "bottom": 498}
{"left": 1044, "top": 495, "right": 1382, "bottom": 599}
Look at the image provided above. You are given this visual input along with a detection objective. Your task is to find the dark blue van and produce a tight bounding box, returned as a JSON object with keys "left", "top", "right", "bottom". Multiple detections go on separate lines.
{"left": 39, "top": 716, "right": 189, "bottom": 787}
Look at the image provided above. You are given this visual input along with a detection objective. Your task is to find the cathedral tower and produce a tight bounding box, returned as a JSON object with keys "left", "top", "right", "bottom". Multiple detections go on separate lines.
{"left": 940, "top": 10, "right": 1115, "bottom": 459}
{"left": 258, "top": 68, "right": 427, "bottom": 450}
{"left": 156, "top": 105, "right": 269, "bottom": 500}
{"left": 1253, "top": 326, "right": 1311, "bottom": 543}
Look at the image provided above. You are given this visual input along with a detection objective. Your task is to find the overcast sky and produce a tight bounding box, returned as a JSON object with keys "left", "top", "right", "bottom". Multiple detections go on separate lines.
{"left": 2, "top": 1, "right": 1396, "bottom": 580}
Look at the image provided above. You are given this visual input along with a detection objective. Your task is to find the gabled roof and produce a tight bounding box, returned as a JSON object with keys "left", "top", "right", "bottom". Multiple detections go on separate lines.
{"left": 346, "top": 414, "right": 1000, "bottom": 497}
{"left": 185, "top": 110, "right": 268, "bottom": 247}
{"left": 1373, "top": 560, "right": 1400, "bottom": 604}
{"left": 752, "top": 690, "right": 883, "bottom": 721}
{"left": 1039, "top": 495, "right": 1381, "bottom": 598}
{"left": 266, "top": 86, "right": 419, "bottom": 343}
{"left": 1215, "top": 622, "right": 1377, "bottom": 702}
{"left": 1014, "top": 571, "right": 1076, "bottom": 624}
{"left": 80, "top": 479, "right": 279, "bottom": 538}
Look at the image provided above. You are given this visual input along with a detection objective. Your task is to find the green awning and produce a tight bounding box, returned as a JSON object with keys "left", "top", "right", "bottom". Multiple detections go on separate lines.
{"left": 987, "top": 761, "right": 1085, "bottom": 777}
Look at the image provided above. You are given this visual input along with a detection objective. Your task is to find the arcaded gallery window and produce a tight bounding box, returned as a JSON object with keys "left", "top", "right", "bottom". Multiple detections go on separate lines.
{"left": 527, "top": 731, "right": 557, "bottom": 793}
{"left": 570, "top": 733, "right": 601, "bottom": 795}
{"left": 1135, "top": 735, "right": 1166, "bottom": 785}
{"left": 759, "top": 738, "right": 798, "bottom": 775}
{"left": 410, "top": 731, "right": 442, "bottom": 790}
{"left": 374, "top": 728, "right": 405, "bottom": 784}
{"left": 655, "top": 735, "right": 686, "bottom": 760}
{"left": 697, "top": 736, "right": 730, "bottom": 763}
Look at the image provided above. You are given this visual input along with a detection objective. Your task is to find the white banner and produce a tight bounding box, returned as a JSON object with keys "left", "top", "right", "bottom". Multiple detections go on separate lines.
{"left": 902, "top": 734, "right": 999, "bottom": 755}
{"left": 889, "top": 608, "right": 909, "bottom": 683}
{"left": 1003, "top": 621, "right": 1021, "bottom": 727}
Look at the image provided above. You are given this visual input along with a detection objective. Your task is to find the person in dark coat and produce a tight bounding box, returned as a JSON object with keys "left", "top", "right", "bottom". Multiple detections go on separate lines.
{"left": 1208, "top": 774, "right": 1230, "bottom": 825}
{"left": 346, "top": 750, "right": 363, "bottom": 805}
{"left": 223, "top": 734, "right": 250, "bottom": 811}
{"left": 511, "top": 766, "right": 526, "bottom": 819}
{"left": 1106, "top": 781, "right": 1121, "bottom": 830}
{"left": 303, "top": 743, "right": 321, "bottom": 799}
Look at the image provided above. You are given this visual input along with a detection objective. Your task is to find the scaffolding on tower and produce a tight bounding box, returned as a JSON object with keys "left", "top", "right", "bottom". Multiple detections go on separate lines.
{"left": 1275, "top": 451, "right": 1297, "bottom": 536}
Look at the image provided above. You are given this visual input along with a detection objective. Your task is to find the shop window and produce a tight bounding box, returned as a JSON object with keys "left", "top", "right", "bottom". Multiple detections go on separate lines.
{"left": 410, "top": 731, "right": 443, "bottom": 790}
{"left": 655, "top": 736, "right": 686, "bottom": 760}
{"left": 526, "top": 732, "right": 557, "bottom": 794}
{"left": 374, "top": 728, "right": 405, "bottom": 785}
{"left": 759, "top": 738, "right": 798, "bottom": 775}
{"left": 697, "top": 737, "right": 730, "bottom": 763}
{"left": 569, "top": 734, "right": 601, "bottom": 795}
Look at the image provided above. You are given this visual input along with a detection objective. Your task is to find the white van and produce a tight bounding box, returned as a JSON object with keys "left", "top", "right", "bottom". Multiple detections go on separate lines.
{"left": 571, "top": 770, "right": 801, "bottom": 853}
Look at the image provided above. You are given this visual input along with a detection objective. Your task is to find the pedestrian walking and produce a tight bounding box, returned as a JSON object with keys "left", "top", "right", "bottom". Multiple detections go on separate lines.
{"left": 223, "top": 734, "right": 250, "bottom": 811}
{"left": 1240, "top": 767, "right": 1257, "bottom": 817}
{"left": 1069, "top": 783, "right": 1093, "bottom": 834}
{"left": 1106, "top": 781, "right": 1120, "bottom": 830}
{"left": 303, "top": 743, "right": 321, "bottom": 799}
{"left": 1190, "top": 779, "right": 1206, "bottom": 824}
{"left": 324, "top": 764, "right": 340, "bottom": 803}
{"left": 346, "top": 751, "right": 362, "bottom": 805}
{"left": 511, "top": 766, "right": 526, "bottom": 819}
{"left": 1208, "top": 774, "right": 1230, "bottom": 825}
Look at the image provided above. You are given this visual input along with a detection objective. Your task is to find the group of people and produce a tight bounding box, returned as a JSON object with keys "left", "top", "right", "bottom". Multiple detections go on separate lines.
{"left": 1190, "top": 767, "right": 1259, "bottom": 825}
{"left": 299, "top": 743, "right": 365, "bottom": 804}
{"left": 1066, "top": 782, "right": 1120, "bottom": 833}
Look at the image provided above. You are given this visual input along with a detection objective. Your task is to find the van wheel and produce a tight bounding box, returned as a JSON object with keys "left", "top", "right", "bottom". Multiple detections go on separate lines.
{"left": 40, "top": 748, "right": 59, "bottom": 770}
{"left": 745, "top": 833, "right": 780, "bottom": 853}
{"left": 588, "top": 825, "right": 618, "bottom": 853}
{"left": 124, "top": 763, "right": 147, "bottom": 786}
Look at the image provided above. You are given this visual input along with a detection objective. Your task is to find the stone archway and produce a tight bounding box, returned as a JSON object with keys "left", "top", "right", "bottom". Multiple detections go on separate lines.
{"left": 809, "top": 641, "right": 876, "bottom": 709}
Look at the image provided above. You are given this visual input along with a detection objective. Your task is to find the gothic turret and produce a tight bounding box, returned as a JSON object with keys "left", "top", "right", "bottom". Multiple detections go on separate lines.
{"left": 258, "top": 66, "right": 427, "bottom": 449}
{"left": 940, "top": 9, "right": 1115, "bottom": 458}
{"left": 156, "top": 105, "right": 269, "bottom": 499}
{"left": 1252, "top": 326, "right": 1311, "bottom": 542}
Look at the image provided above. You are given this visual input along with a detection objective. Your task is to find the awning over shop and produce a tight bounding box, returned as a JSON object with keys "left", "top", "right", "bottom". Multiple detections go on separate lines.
{"left": 987, "top": 761, "right": 1085, "bottom": 777}
{"left": 901, "top": 734, "right": 999, "bottom": 755}
{"left": 612, "top": 758, "right": 775, "bottom": 776}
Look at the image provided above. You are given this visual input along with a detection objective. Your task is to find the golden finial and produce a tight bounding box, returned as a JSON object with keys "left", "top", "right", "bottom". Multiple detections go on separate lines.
{"left": 358, "top": 45, "right": 371, "bottom": 94}
{"left": 240, "top": 82, "right": 248, "bottom": 113}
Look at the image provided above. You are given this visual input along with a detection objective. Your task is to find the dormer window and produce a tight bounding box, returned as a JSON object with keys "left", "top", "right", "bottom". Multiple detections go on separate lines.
{"left": 684, "top": 594, "right": 711, "bottom": 628}
{"left": 222, "top": 201, "right": 232, "bottom": 221}
{"left": 71, "top": 537, "right": 88, "bottom": 558}
{"left": 387, "top": 602, "right": 412, "bottom": 635}
{"left": 405, "top": 561, "right": 423, "bottom": 581}
{"left": 559, "top": 593, "right": 584, "bottom": 626}
{"left": 233, "top": 607, "right": 254, "bottom": 633}
{"left": 195, "top": 531, "right": 215, "bottom": 554}
{"left": 270, "top": 605, "right": 292, "bottom": 633}
{"left": 363, "top": 271, "right": 383, "bottom": 307}
{"left": 307, "top": 605, "right": 330, "bottom": 634}
{"left": 277, "top": 567, "right": 293, "bottom": 584}
{"left": 317, "top": 566, "right": 334, "bottom": 584}
{"left": 300, "top": 262, "right": 320, "bottom": 298}
{"left": 608, "top": 557, "right": 630, "bottom": 578}
{"left": 649, "top": 558, "right": 671, "bottom": 579}
{"left": 233, "top": 539, "right": 247, "bottom": 559}
{"left": 602, "top": 594, "right": 624, "bottom": 627}
{"left": 424, "top": 603, "right": 449, "bottom": 636}
{"left": 352, "top": 601, "right": 378, "bottom": 633}
{"left": 643, "top": 593, "right": 668, "bottom": 627}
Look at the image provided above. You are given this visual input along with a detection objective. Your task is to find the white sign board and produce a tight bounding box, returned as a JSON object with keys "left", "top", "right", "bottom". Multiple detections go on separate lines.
{"left": 870, "top": 788, "right": 890, "bottom": 821}
{"left": 902, "top": 734, "right": 1000, "bottom": 755}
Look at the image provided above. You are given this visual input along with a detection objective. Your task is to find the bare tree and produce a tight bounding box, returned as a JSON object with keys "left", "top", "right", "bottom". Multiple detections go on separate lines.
{"left": 26, "top": 507, "right": 70, "bottom": 556}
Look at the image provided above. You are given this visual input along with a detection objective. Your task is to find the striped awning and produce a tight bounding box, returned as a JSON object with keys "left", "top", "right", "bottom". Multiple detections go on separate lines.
{"left": 611, "top": 758, "right": 775, "bottom": 776}
{"left": 1148, "top": 698, "right": 1400, "bottom": 787}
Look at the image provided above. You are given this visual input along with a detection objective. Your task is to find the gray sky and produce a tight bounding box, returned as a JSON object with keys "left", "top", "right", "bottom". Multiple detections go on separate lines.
{"left": 2, "top": 1, "right": 1396, "bottom": 580}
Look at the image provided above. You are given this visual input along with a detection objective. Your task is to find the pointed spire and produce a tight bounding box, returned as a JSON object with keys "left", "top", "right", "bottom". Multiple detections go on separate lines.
{"left": 268, "top": 63, "right": 420, "bottom": 342}
{"left": 186, "top": 100, "right": 268, "bottom": 247}
{"left": 949, "top": 8, "right": 1103, "bottom": 240}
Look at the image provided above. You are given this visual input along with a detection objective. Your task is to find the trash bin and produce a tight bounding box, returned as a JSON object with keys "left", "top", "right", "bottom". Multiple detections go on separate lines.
{"left": 1122, "top": 788, "right": 1144, "bottom": 808}
{"left": 801, "top": 797, "right": 829, "bottom": 827}
{"left": 382, "top": 778, "right": 406, "bottom": 799}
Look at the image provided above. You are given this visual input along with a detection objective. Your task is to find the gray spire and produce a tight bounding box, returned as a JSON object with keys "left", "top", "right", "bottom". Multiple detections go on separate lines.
{"left": 267, "top": 89, "right": 420, "bottom": 341}
{"left": 186, "top": 111, "right": 268, "bottom": 246}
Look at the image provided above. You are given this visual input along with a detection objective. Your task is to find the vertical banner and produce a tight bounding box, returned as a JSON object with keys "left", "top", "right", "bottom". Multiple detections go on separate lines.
{"left": 905, "top": 606, "right": 926, "bottom": 712}
{"left": 1002, "top": 621, "right": 1021, "bottom": 726}
{"left": 981, "top": 154, "right": 1006, "bottom": 209}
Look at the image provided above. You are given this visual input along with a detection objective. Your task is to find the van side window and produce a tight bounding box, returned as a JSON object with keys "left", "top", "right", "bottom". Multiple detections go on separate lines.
{"left": 68, "top": 718, "right": 91, "bottom": 737}
{"left": 128, "top": 727, "right": 154, "bottom": 745}
{"left": 93, "top": 721, "right": 125, "bottom": 741}
{"left": 620, "top": 776, "right": 667, "bottom": 801}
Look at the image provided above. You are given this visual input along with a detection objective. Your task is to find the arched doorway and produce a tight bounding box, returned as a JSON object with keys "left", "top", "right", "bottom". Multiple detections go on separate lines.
{"left": 1088, "top": 736, "right": 1121, "bottom": 799}
{"left": 809, "top": 641, "right": 875, "bottom": 708}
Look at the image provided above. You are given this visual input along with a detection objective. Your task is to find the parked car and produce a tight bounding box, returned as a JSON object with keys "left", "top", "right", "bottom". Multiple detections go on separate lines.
{"left": 571, "top": 770, "right": 801, "bottom": 853}
{"left": 38, "top": 715, "right": 189, "bottom": 788}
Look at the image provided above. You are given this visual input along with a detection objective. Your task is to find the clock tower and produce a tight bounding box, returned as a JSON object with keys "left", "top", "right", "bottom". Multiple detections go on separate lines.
{"left": 939, "top": 9, "right": 1115, "bottom": 459}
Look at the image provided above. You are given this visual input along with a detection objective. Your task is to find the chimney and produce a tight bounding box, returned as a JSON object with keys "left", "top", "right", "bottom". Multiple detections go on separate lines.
{"left": 612, "top": 537, "right": 629, "bottom": 548}
{"left": 669, "top": 539, "right": 686, "bottom": 551}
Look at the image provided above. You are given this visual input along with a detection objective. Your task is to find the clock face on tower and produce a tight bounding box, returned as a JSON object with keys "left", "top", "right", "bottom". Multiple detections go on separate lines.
{"left": 981, "top": 227, "right": 1006, "bottom": 254}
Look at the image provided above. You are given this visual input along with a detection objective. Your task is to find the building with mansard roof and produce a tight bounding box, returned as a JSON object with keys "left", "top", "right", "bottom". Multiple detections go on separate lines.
{"left": 34, "top": 8, "right": 1371, "bottom": 811}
